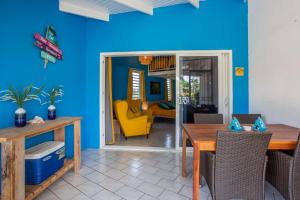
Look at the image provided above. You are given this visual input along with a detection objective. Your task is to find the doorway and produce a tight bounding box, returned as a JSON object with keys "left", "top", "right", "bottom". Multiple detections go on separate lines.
{"left": 99, "top": 51, "right": 232, "bottom": 150}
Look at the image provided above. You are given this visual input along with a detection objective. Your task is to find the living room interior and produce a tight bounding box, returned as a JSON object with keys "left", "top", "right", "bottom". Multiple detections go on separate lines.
{"left": 1, "top": 0, "right": 299, "bottom": 199}
{"left": 107, "top": 55, "right": 176, "bottom": 148}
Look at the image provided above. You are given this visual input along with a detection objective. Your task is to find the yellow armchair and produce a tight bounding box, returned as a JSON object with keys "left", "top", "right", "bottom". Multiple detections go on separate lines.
{"left": 114, "top": 100, "right": 151, "bottom": 138}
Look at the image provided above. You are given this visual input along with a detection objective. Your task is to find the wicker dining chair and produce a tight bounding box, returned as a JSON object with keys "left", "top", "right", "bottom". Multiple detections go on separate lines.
{"left": 202, "top": 131, "right": 272, "bottom": 200}
{"left": 193, "top": 113, "right": 223, "bottom": 186}
{"left": 266, "top": 133, "right": 300, "bottom": 200}
{"left": 194, "top": 113, "right": 224, "bottom": 124}
{"left": 232, "top": 114, "right": 261, "bottom": 124}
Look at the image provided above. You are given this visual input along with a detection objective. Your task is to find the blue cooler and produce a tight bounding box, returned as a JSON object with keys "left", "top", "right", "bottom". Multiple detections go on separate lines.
{"left": 25, "top": 141, "right": 65, "bottom": 185}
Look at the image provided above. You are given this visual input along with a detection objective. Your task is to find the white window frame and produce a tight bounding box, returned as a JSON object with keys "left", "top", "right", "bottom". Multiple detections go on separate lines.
{"left": 166, "top": 78, "right": 172, "bottom": 102}
{"left": 131, "top": 69, "right": 141, "bottom": 100}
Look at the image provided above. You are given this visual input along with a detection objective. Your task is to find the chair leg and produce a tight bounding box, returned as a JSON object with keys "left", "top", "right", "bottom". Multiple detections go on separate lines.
{"left": 125, "top": 136, "right": 128, "bottom": 140}
{"left": 200, "top": 176, "right": 206, "bottom": 187}
{"left": 146, "top": 134, "right": 149, "bottom": 139}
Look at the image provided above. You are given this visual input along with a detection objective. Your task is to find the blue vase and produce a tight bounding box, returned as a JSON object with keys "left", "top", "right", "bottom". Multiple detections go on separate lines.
{"left": 253, "top": 117, "right": 267, "bottom": 132}
{"left": 48, "top": 105, "right": 56, "bottom": 120}
{"left": 228, "top": 117, "right": 243, "bottom": 132}
{"left": 15, "top": 108, "right": 27, "bottom": 127}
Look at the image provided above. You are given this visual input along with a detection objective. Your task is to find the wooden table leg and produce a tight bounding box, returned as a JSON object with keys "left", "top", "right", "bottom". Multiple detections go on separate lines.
{"left": 193, "top": 143, "right": 200, "bottom": 200}
{"left": 182, "top": 128, "right": 187, "bottom": 177}
{"left": 74, "top": 120, "right": 81, "bottom": 174}
{"left": 1, "top": 138, "right": 25, "bottom": 200}
{"left": 54, "top": 127, "right": 65, "bottom": 142}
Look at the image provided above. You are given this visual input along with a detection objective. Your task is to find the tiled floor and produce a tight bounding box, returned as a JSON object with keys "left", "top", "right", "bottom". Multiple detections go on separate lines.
{"left": 113, "top": 118, "right": 175, "bottom": 148}
{"left": 37, "top": 149, "right": 285, "bottom": 200}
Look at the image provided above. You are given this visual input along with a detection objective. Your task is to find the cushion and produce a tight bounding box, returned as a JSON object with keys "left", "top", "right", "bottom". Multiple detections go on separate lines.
{"left": 159, "top": 102, "right": 170, "bottom": 110}
{"left": 166, "top": 102, "right": 175, "bottom": 109}
{"left": 130, "top": 106, "right": 139, "bottom": 113}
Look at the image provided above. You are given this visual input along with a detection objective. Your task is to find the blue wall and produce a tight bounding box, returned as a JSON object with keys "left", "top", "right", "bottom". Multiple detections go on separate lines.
{"left": 0, "top": 0, "right": 87, "bottom": 155}
{"left": 85, "top": 0, "right": 249, "bottom": 148}
{"left": 112, "top": 57, "right": 165, "bottom": 101}
{"left": 0, "top": 0, "right": 248, "bottom": 150}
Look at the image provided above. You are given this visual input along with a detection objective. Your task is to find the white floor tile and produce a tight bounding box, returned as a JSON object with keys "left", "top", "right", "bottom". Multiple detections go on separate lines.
{"left": 119, "top": 175, "right": 144, "bottom": 188}
{"left": 137, "top": 182, "right": 164, "bottom": 197}
{"left": 115, "top": 186, "right": 144, "bottom": 200}
{"left": 157, "top": 179, "right": 183, "bottom": 193}
{"left": 50, "top": 182, "right": 81, "bottom": 200}
{"left": 139, "top": 194, "right": 158, "bottom": 200}
{"left": 110, "top": 162, "right": 129, "bottom": 170}
{"left": 83, "top": 160, "right": 99, "bottom": 168}
{"left": 91, "top": 189, "right": 122, "bottom": 200}
{"left": 72, "top": 193, "right": 92, "bottom": 200}
{"left": 158, "top": 190, "right": 189, "bottom": 200}
{"left": 33, "top": 149, "right": 287, "bottom": 200}
{"left": 122, "top": 166, "right": 142, "bottom": 177}
{"left": 155, "top": 169, "right": 178, "bottom": 181}
{"left": 77, "top": 181, "right": 103, "bottom": 197}
{"left": 85, "top": 171, "right": 107, "bottom": 183}
{"left": 98, "top": 177, "right": 125, "bottom": 192}
{"left": 64, "top": 174, "right": 89, "bottom": 187}
{"left": 90, "top": 163, "right": 111, "bottom": 173}
{"left": 36, "top": 189, "right": 59, "bottom": 200}
{"left": 137, "top": 172, "right": 162, "bottom": 184}
{"left": 78, "top": 166, "right": 95, "bottom": 176}
{"left": 138, "top": 165, "right": 159, "bottom": 174}
{"left": 105, "top": 168, "right": 127, "bottom": 180}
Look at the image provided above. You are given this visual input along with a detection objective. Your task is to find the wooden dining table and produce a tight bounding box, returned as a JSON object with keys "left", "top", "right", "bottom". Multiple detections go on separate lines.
{"left": 181, "top": 124, "right": 300, "bottom": 200}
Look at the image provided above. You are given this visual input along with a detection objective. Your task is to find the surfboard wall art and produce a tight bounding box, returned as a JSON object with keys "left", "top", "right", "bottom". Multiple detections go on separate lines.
{"left": 34, "top": 26, "right": 63, "bottom": 69}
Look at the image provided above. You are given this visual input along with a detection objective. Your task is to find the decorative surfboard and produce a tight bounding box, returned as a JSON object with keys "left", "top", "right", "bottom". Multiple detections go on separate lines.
{"left": 35, "top": 41, "right": 62, "bottom": 60}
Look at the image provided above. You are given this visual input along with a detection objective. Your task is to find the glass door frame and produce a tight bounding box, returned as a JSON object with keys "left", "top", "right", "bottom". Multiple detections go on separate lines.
{"left": 175, "top": 51, "right": 233, "bottom": 150}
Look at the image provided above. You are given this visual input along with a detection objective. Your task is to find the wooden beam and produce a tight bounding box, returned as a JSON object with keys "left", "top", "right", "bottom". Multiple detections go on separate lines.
{"left": 113, "top": 0, "right": 153, "bottom": 15}
{"left": 187, "top": 0, "right": 200, "bottom": 8}
{"left": 74, "top": 120, "right": 81, "bottom": 174}
{"left": 1, "top": 138, "right": 25, "bottom": 200}
{"left": 59, "top": 0, "right": 109, "bottom": 21}
{"left": 54, "top": 127, "right": 65, "bottom": 142}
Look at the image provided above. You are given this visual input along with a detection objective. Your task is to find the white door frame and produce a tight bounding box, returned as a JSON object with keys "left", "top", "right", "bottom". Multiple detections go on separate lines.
{"left": 99, "top": 50, "right": 233, "bottom": 150}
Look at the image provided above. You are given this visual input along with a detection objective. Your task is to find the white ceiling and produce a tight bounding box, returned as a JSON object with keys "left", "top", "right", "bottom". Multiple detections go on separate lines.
{"left": 59, "top": 0, "right": 201, "bottom": 21}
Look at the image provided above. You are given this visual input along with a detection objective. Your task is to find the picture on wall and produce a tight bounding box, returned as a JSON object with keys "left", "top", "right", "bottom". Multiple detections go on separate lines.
{"left": 150, "top": 81, "right": 161, "bottom": 95}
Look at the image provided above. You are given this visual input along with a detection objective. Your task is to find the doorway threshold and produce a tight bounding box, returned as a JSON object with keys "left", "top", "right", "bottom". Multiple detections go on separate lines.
{"left": 101, "top": 145, "right": 194, "bottom": 154}
{"left": 101, "top": 145, "right": 178, "bottom": 153}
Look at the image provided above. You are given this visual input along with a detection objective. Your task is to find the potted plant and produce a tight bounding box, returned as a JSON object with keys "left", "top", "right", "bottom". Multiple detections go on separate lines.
{"left": 0, "top": 85, "right": 42, "bottom": 127}
{"left": 42, "top": 86, "right": 64, "bottom": 120}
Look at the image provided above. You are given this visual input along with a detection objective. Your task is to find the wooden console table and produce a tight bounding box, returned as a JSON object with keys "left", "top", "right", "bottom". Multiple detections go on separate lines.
{"left": 0, "top": 117, "right": 82, "bottom": 200}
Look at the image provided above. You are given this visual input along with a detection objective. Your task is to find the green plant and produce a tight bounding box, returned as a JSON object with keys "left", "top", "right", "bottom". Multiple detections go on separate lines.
{"left": 42, "top": 86, "right": 64, "bottom": 105}
{"left": 0, "top": 85, "right": 42, "bottom": 108}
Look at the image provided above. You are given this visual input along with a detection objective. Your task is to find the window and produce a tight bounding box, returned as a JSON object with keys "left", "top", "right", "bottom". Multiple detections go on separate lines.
{"left": 167, "top": 78, "right": 172, "bottom": 101}
{"left": 132, "top": 70, "right": 141, "bottom": 100}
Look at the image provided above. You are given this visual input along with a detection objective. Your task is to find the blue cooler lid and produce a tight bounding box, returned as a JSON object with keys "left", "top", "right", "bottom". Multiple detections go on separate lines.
{"left": 25, "top": 141, "right": 65, "bottom": 160}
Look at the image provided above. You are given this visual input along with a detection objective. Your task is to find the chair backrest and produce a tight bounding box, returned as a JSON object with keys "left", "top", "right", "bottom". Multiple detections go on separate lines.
{"left": 193, "top": 113, "right": 223, "bottom": 124}
{"left": 292, "top": 133, "right": 300, "bottom": 200}
{"left": 232, "top": 114, "right": 261, "bottom": 124}
{"left": 214, "top": 131, "right": 272, "bottom": 200}
{"left": 114, "top": 101, "right": 129, "bottom": 130}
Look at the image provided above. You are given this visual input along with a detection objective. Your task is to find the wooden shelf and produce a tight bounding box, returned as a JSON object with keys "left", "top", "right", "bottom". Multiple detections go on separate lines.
{"left": 0, "top": 117, "right": 81, "bottom": 142}
{"left": 1, "top": 117, "right": 81, "bottom": 200}
{"left": 25, "top": 159, "right": 74, "bottom": 200}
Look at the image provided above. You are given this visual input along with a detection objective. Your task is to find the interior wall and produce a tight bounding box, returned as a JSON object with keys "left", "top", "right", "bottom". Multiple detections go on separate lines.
{"left": 112, "top": 57, "right": 166, "bottom": 102}
{"left": 249, "top": 0, "right": 300, "bottom": 127}
{"left": 0, "top": 0, "right": 87, "bottom": 154}
{"left": 85, "top": 0, "right": 248, "bottom": 148}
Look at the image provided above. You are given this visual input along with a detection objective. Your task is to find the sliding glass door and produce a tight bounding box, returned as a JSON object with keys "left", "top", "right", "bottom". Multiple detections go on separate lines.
{"left": 176, "top": 53, "right": 232, "bottom": 148}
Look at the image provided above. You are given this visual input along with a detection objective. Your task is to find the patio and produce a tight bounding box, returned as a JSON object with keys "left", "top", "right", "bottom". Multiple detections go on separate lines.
{"left": 37, "top": 149, "right": 284, "bottom": 200}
